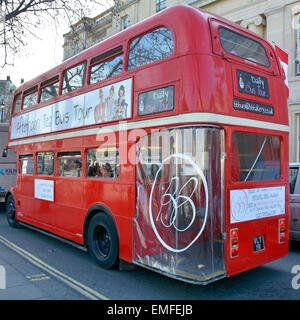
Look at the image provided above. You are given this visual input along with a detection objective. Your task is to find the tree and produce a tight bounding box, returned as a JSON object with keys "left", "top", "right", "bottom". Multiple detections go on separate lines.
{"left": 0, "top": 0, "right": 113, "bottom": 67}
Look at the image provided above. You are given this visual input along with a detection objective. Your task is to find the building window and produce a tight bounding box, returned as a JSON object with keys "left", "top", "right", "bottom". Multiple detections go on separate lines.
{"left": 156, "top": 0, "right": 167, "bottom": 12}
{"left": 122, "top": 16, "right": 128, "bottom": 30}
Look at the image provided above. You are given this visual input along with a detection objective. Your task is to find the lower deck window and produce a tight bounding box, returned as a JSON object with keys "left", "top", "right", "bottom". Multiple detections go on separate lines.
{"left": 86, "top": 148, "right": 119, "bottom": 179}
{"left": 19, "top": 155, "right": 34, "bottom": 174}
{"left": 58, "top": 152, "right": 82, "bottom": 177}
{"left": 37, "top": 152, "right": 54, "bottom": 176}
{"left": 231, "top": 132, "right": 281, "bottom": 182}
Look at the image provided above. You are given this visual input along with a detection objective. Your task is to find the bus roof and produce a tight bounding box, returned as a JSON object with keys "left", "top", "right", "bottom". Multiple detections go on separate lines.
{"left": 14, "top": 4, "right": 278, "bottom": 95}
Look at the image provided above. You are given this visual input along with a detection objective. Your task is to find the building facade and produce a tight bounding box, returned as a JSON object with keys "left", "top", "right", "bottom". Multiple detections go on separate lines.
{"left": 0, "top": 76, "right": 15, "bottom": 123}
{"left": 63, "top": 0, "right": 300, "bottom": 161}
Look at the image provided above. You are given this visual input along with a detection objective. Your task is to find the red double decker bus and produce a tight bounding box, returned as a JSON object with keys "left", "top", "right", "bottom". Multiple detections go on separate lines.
{"left": 5, "top": 5, "right": 289, "bottom": 284}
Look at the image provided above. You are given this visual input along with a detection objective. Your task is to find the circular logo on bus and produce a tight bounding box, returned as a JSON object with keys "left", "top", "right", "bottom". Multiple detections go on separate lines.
{"left": 149, "top": 153, "right": 209, "bottom": 253}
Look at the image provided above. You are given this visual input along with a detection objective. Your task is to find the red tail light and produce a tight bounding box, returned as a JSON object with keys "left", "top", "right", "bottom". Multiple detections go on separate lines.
{"left": 279, "top": 218, "right": 286, "bottom": 244}
{"left": 230, "top": 228, "right": 239, "bottom": 258}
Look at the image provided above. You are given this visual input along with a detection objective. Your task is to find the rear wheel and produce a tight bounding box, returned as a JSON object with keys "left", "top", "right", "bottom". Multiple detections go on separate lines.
{"left": 87, "top": 213, "right": 119, "bottom": 269}
{"left": 6, "top": 194, "right": 19, "bottom": 228}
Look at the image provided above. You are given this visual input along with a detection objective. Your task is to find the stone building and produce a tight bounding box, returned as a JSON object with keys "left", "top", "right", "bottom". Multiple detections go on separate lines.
{"left": 63, "top": 0, "right": 300, "bottom": 161}
{"left": 0, "top": 76, "right": 15, "bottom": 123}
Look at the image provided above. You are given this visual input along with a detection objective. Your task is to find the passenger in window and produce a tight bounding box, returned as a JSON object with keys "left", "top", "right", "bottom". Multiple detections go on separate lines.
{"left": 95, "top": 162, "right": 102, "bottom": 176}
{"left": 94, "top": 88, "right": 106, "bottom": 123}
{"left": 102, "top": 162, "right": 113, "bottom": 178}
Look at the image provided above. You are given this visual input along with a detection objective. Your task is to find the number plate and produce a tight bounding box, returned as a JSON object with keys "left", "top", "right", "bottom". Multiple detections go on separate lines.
{"left": 253, "top": 235, "right": 265, "bottom": 252}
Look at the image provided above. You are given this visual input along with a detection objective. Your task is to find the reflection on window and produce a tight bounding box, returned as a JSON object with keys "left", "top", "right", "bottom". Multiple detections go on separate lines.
{"left": 127, "top": 27, "right": 174, "bottom": 70}
{"left": 62, "top": 62, "right": 87, "bottom": 94}
{"left": 13, "top": 94, "right": 22, "bottom": 114}
{"left": 19, "top": 154, "right": 34, "bottom": 174}
{"left": 86, "top": 148, "right": 119, "bottom": 179}
{"left": 290, "top": 167, "right": 299, "bottom": 194}
{"left": 40, "top": 82, "right": 59, "bottom": 103}
{"left": 219, "top": 27, "right": 270, "bottom": 67}
{"left": 23, "top": 91, "right": 38, "bottom": 109}
{"left": 37, "top": 152, "right": 54, "bottom": 175}
{"left": 90, "top": 55, "right": 123, "bottom": 84}
{"left": 58, "top": 152, "right": 82, "bottom": 177}
{"left": 231, "top": 133, "right": 281, "bottom": 182}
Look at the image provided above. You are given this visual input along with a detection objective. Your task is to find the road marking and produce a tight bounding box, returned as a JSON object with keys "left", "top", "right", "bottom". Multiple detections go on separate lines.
{"left": 26, "top": 273, "right": 51, "bottom": 281}
{"left": 0, "top": 235, "right": 109, "bottom": 300}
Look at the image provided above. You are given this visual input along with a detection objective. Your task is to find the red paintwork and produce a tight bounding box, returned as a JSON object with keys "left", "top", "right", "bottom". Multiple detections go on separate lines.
{"left": 8, "top": 5, "right": 289, "bottom": 278}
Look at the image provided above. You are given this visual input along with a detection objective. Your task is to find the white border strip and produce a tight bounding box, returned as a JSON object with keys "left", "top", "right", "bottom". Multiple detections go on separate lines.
{"left": 8, "top": 113, "right": 289, "bottom": 147}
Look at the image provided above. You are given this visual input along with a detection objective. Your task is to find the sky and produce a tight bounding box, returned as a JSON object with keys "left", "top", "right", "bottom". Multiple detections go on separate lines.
{"left": 0, "top": 1, "right": 114, "bottom": 88}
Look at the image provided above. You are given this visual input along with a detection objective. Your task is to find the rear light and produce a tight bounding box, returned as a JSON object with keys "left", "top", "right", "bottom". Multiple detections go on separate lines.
{"left": 279, "top": 218, "right": 286, "bottom": 244}
{"left": 230, "top": 228, "right": 239, "bottom": 258}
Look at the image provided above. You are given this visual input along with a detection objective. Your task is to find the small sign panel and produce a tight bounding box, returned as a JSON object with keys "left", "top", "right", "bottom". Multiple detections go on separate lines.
{"left": 233, "top": 98, "right": 274, "bottom": 116}
{"left": 230, "top": 186, "right": 285, "bottom": 224}
{"left": 138, "top": 85, "right": 174, "bottom": 116}
{"left": 237, "top": 69, "right": 270, "bottom": 99}
{"left": 34, "top": 179, "right": 54, "bottom": 202}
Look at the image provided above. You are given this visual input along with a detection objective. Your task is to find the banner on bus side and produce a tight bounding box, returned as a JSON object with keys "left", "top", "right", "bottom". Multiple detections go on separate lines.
{"left": 10, "top": 78, "right": 133, "bottom": 139}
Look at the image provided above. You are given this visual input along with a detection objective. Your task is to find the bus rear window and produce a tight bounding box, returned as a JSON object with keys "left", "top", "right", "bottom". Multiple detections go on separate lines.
{"left": 231, "top": 132, "right": 281, "bottom": 182}
{"left": 219, "top": 27, "right": 270, "bottom": 67}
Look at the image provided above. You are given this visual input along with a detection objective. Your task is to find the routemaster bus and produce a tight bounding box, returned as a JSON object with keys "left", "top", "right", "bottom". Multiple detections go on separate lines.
{"left": 5, "top": 5, "right": 289, "bottom": 284}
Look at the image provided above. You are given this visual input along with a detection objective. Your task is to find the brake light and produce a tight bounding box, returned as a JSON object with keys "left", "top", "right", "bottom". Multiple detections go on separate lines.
{"left": 230, "top": 228, "right": 239, "bottom": 258}
{"left": 279, "top": 218, "right": 286, "bottom": 243}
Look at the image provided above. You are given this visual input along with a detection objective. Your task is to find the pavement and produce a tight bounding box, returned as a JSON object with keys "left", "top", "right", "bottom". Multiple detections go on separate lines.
{"left": 0, "top": 238, "right": 87, "bottom": 300}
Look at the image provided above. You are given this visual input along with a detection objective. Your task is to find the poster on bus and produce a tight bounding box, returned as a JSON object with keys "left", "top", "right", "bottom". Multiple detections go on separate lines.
{"left": 10, "top": 78, "right": 132, "bottom": 139}
{"left": 230, "top": 186, "right": 285, "bottom": 223}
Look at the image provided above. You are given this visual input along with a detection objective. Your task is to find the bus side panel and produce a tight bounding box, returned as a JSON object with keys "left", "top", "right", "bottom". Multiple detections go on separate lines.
{"left": 83, "top": 180, "right": 136, "bottom": 262}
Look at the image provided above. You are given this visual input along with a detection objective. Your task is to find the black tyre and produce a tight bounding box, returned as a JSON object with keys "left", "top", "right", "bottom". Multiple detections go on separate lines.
{"left": 5, "top": 194, "right": 19, "bottom": 228}
{"left": 87, "top": 212, "right": 119, "bottom": 269}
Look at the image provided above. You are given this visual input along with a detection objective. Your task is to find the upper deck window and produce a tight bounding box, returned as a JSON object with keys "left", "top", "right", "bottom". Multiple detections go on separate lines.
{"left": 127, "top": 27, "right": 174, "bottom": 71}
{"left": 90, "top": 47, "right": 123, "bottom": 84}
{"left": 62, "top": 62, "right": 87, "bottom": 94}
{"left": 13, "top": 93, "right": 22, "bottom": 114}
{"left": 219, "top": 27, "right": 270, "bottom": 67}
{"left": 23, "top": 86, "right": 38, "bottom": 109}
{"left": 40, "top": 76, "right": 59, "bottom": 103}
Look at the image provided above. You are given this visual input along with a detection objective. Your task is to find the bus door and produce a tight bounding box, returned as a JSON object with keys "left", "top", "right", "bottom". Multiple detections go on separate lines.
{"left": 133, "top": 126, "right": 226, "bottom": 284}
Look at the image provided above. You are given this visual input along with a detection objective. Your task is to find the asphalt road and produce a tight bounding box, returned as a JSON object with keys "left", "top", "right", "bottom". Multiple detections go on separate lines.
{"left": 0, "top": 206, "right": 299, "bottom": 301}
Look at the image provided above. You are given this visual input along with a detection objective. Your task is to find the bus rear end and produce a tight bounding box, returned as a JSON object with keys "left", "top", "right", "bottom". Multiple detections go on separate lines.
{"left": 226, "top": 129, "right": 289, "bottom": 277}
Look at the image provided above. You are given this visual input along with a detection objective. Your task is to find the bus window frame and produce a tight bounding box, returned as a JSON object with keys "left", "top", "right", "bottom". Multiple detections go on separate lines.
{"left": 229, "top": 128, "right": 284, "bottom": 185}
{"left": 61, "top": 61, "right": 88, "bottom": 96}
{"left": 88, "top": 51, "right": 124, "bottom": 86}
{"left": 36, "top": 151, "right": 55, "bottom": 177}
{"left": 209, "top": 17, "right": 278, "bottom": 75}
{"left": 57, "top": 151, "right": 83, "bottom": 178}
{"left": 19, "top": 154, "right": 35, "bottom": 175}
{"left": 85, "top": 146, "right": 120, "bottom": 180}
{"left": 126, "top": 25, "right": 176, "bottom": 72}
{"left": 22, "top": 87, "right": 39, "bottom": 110}
{"left": 218, "top": 26, "right": 271, "bottom": 68}
{"left": 40, "top": 76, "right": 60, "bottom": 104}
